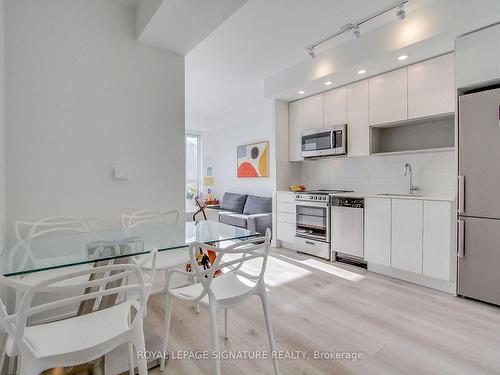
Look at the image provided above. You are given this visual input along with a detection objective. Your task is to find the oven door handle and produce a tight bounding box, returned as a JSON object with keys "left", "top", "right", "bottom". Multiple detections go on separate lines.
{"left": 295, "top": 201, "right": 330, "bottom": 208}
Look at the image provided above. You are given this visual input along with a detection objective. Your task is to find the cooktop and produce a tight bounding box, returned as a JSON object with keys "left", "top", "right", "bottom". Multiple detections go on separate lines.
{"left": 303, "top": 189, "right": 354, "bottom": 194}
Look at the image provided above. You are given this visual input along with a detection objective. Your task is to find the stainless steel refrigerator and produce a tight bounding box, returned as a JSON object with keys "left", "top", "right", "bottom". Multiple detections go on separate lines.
{"left": 458, "top": 87, "right": 500, "bottom": 306}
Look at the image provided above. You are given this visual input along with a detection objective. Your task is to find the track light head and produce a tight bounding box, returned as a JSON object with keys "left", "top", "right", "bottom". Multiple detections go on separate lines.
{"left": 353, "top": 25, "right": 360, "bottom": 39}
{"left": 396, "top": 4, "right": 406, "bottom": 20}
{"left": 307, "top": 47, "right": 316, "bottom": 59}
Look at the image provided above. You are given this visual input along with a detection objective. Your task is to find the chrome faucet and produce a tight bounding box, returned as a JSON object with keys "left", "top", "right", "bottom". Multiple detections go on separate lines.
{"left": 403, "top": 163, "right": 420, "bottom": 194}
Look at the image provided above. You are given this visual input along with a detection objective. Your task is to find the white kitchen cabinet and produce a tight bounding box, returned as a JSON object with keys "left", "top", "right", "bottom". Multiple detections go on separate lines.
{"left": 391, "top": 199, "right": 423, "bottom": 274}
{"left": 456, "top": 23, "right": 500, "bottom": 89}
{"left": 347, "top": 80, "right": 370, "bottom": 157}
{"left": 408, "top": 54, "right": 455, "bottom": 119}
{"left": 364, "top": 198, "right": 391, "bottom": 266}
{"left": 277, "top": 221, "right": 296, "bottom": 244}
{"left": 289, "top": 100, "right": 303, "bottom": 162}
{"left": 324, "top": 87, "right": 347, "bottom": 127}
{"left": 276, "top": 192, "right": 296, "bottom": 245}
{"left": 369, "top": 68, "right": 408, "bottom": 125}
{"left": 303, "top": 94, "right": 324, "bottom": 130}
{"left": 423, "top": 201, "right": 452, "bottom": 280}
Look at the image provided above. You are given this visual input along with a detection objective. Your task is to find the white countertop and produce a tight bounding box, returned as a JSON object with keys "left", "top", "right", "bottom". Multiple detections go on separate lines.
{"left": 277, "top": 190, "right": 455, "bottom": 202}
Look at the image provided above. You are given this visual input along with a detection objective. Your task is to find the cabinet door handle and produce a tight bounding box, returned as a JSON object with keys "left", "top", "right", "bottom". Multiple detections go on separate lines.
{"left": 457, "top": 220, "right": 465, "bottom": 258}
{"left": 305, "top": 241, "right": 315, "bottom": 246}
{"left": 458, "top": 175, "right": 465, "bottom": 214}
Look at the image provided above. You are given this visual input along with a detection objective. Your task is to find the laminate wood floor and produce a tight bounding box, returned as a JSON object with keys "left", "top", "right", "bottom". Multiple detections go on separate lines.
{"left": 145, "top": 247, "right": 500, "bottom": 375}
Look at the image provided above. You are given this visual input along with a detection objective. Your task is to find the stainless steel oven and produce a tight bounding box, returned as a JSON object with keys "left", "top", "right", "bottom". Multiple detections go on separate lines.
{"left": 294, "top": 190, "right": 353, "bottom": 260}
{"left": 295, "top": 200, "right": 330, "bottom": 243}
{"left": 301, "top": 124, "right": 347, "bottom": 159}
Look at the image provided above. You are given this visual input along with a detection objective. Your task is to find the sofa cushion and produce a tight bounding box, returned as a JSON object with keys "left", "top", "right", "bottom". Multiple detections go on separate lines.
{"left": 220, "top": 192, "right": 248, "bottom": 214}
{"left": 246, "top": 213, "right": 272, "bottom": 235}
{"left": 219, "top": 213, "right": 248, "bottom": 228}
{"left": 243, "top": 195, "right": 272, "bottom": 215}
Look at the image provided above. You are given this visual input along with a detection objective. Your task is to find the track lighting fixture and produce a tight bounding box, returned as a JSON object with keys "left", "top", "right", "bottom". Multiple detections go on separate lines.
{"left": 307, "top": 47, "right": 316, "bottom": 59}
{"left": 396, "top": 3, "right": 406, "bottom": 19}
{"left": 353, "top": 25, "right": 360, "bottom": 39}
{"left": 306, "top": 0, "right": 408, "bottom": 58}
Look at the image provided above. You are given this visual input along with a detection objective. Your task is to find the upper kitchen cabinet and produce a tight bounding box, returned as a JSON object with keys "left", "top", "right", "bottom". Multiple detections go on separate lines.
{"left": 303, "top": 94, "right": 324, "bottom": 130}
{"left": 456, "top": 23, "right": 500, "bottom": 90}
{"left": 289, "top": 100, "right": 304, "bottom": 162}
{"left": 408, "top": 53, "right": 455, "bottom": 119}
{"left": 369, "top": 68, "right": 407, "bottom": 125}
{"left": 347, "top": 80, "right": 369, "bottom": 157}
{"left": 324, "top": 87, "right": 347, "bottom": 127}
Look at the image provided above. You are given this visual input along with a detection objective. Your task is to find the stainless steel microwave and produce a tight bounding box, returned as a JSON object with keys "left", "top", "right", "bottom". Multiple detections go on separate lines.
{"left": 301, "top": 124, "right": 347, "bottom": 158}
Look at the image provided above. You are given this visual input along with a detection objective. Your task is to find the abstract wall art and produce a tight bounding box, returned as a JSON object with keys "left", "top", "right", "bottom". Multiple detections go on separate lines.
{"left": 237, "top": 141, "right": 269, "bottom": 178}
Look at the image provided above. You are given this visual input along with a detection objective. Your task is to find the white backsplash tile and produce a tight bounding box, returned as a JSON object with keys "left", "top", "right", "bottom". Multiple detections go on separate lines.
{"left": 299, "top": 151, "right": 455, "bottom": 196}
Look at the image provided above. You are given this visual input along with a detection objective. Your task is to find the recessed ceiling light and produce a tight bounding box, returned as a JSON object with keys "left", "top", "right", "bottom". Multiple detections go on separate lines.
{"left": 298, "top": 90, "right": 305, "bottom": 94}
{"left": 324, "top": 81, "right": 333, "bottom": 86}
{"left": 398, "top": 55, "right": 408, "bottom": 61}
{"left": 357, "top": 69, "right": 367, "bottom": 75}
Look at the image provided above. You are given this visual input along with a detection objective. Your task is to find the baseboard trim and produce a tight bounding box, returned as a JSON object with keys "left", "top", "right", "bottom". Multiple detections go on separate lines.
{"left": 368, "top": 263, "right": 456, "bottom": 294}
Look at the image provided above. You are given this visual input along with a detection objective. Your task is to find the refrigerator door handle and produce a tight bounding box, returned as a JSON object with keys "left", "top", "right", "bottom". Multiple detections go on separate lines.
{"left": 457, "top": 219, "right": 465, "bottom": 258}
{"left": 458, "top": 175, "right": 465, "bottom": 214}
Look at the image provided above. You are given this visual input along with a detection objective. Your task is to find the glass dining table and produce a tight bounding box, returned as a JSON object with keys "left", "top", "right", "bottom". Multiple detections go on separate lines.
{"left": 0, "top": 220, "right": 259, "bottom": 277}
{"left": 0, "top": 220, "right": 259, "bottom": 374}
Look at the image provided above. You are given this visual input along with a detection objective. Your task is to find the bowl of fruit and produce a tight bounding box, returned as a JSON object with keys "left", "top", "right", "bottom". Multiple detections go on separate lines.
{"left": 289, "top": 184, "right": 306, "bottom": 192}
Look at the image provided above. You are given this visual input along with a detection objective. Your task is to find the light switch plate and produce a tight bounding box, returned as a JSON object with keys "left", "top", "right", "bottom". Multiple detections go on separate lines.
{"left": 113, "top": 165, "right": 131, "bottom": 180}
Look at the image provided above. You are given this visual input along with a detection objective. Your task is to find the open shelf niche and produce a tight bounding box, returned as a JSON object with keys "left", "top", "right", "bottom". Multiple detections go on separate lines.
{"left": 370, "top": 114, "right": 455, "bottom": 156}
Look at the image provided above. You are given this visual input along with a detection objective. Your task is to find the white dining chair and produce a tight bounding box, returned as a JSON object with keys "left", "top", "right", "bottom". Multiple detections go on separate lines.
{"left": 6, "top": 216, "right": 102, "bottom": 374}
{"left": 14, "top": 216, "right": 101, "bottom": 240}
{"left": 11, "top": 216, "right": 101, "bottom": 278}
{"left": 0, "top": 248, "right": 158, "bottom": 375}
{"left": 159, "top": 229, "right": 279, "bottom": 375}
{"left": 122, "top": 210, "right": 190, "bottom": 284}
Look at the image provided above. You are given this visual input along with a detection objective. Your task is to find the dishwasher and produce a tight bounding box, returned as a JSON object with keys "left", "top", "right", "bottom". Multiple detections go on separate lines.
{"left": 330, "top": 196, "right": 366, "bottom": 267}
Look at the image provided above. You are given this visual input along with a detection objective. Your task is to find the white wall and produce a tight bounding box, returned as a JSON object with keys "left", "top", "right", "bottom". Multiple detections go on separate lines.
{"left": 5, "top": 0, "right": 185, "bottom": 239}
{"left": 201, "top": 97, "right": 275, "bottom": 198}
{"left": 298, "top": 151, "right": 455, "bottom": 197}
{"left": 0, "top": 0, "right": 6, "bottom": 247}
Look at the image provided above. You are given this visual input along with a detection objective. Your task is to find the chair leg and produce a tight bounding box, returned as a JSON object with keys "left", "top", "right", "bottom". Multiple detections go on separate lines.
{"left": 134, "top": 321, "right": 148, "bottom": 375}
{"left": 224, "top": 308, "right": 228, "bottom": 340}
{"left": 261, "top": 291, "right": 280, "bottom": 375}
{"left": 128, "top": 343, "right": 135, "bottom": 375}
{"left": 208, "top": 302, "right": 221, "bottom": 375}
{"left": 160, "top": 293, "right": 174, "bottom": 371}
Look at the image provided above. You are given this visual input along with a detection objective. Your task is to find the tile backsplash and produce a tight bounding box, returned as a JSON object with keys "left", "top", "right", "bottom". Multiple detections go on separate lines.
{"left": 299, "top": 151, "right": 455, "bottom": 197}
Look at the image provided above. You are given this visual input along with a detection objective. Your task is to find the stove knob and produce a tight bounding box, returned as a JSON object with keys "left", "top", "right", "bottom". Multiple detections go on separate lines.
{"left": 309, "top": 195, "right": 313, "bottom": 200}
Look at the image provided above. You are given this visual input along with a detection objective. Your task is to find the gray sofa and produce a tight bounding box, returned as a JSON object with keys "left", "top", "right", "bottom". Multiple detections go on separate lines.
{"left": 218, "top": 192, "right": 272, "bottom": 235}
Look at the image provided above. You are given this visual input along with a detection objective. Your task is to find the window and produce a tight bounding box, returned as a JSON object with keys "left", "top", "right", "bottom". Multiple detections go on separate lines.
{"left": 185, "top": 133, "right": 201, "bottom": 200}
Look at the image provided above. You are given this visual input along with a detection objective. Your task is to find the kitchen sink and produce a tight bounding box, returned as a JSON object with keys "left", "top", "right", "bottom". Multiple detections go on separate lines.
{"left": 377, "top": 193, "right": 424, "bottom": 197}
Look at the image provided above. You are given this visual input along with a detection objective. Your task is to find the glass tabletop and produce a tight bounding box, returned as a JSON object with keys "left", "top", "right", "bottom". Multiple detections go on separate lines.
{"left": 0, "top": 220, "right": 259, "bottom": 277}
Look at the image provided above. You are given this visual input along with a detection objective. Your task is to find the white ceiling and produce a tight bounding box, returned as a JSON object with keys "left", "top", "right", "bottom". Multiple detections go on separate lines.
{"left": 185, "top": 0, "right": 438, "bottom": 130}
{"left": 138, "top": 0, "right": 248, "bottom": 55}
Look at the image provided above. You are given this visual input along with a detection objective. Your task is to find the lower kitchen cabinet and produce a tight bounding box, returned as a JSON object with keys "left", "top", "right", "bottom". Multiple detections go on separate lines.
{"left": 364, "top": 198, "right": 391, "bottom": 266}
{"left": 423, "top": 201, "right": 452, "bottom": 280}
{"left": 391, "top": 199, "right": 423, "bottom": 274}
{"left": 277, "top": 221, "right": 296, "bottom": 243}
{"left": 365, "top": 197, "right": 454, "bottom": 286}
{"left": 276, "top": 192, "right": 296, "bottom": 246}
